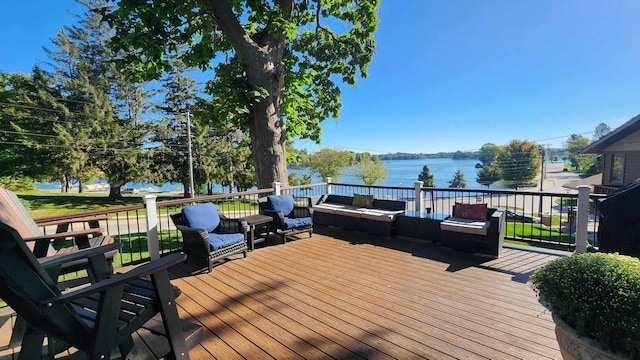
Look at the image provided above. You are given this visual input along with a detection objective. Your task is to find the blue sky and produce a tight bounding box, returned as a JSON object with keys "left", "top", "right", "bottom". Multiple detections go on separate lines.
{"left": 2, "top": 1, "right": 640, "bottom": 154}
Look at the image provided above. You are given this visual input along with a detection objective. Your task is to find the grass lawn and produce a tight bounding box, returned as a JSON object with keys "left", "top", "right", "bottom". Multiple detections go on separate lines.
{"left": 505, "top": 218, "right": 575, "bottom": 251}
{"left": 16, "top": 190, "right": 182, "bottom": 218}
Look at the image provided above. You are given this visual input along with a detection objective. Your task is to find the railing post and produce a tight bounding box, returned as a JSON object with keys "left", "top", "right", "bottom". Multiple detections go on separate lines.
{"left": 575, "top": 185, "right": 590, "bottom": 254}
{"left": 325, "top": 177, "right": 332, "bottom": 195}
{"left": 143, "top": 195, "right": 159, "bottom": 260}
{"left": 272, "top": 182, "right": 281, "bottom": 196}
{"left": 414, "top": 181, "right": 423, "bottom": 215}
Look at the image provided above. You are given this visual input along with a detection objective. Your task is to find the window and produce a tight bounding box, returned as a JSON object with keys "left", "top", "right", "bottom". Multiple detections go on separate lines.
{"left": 610, "top": 153, "right": 625, "bottom": 185}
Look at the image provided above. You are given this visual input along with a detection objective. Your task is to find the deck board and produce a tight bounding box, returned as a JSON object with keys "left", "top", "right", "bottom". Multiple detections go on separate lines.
{"left": 0, "top": 227, "right": 564, "bottom": 359}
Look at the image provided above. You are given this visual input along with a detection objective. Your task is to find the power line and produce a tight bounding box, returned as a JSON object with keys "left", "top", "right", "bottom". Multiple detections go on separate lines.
{"left": 0, "top": 140, "right": 184, "bottom": 153}
{"left": 0, "top": 130, "right": 58, "bottom": 139}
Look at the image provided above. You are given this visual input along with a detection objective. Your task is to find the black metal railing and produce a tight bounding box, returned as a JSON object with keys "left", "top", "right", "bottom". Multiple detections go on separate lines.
{"left": 35, "top": 182, "right": 604, "bottom": 266}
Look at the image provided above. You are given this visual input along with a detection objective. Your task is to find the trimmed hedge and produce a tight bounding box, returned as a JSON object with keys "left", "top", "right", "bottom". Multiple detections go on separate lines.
{"left": 530, "top": 253, "right": 640, "bottom": 358}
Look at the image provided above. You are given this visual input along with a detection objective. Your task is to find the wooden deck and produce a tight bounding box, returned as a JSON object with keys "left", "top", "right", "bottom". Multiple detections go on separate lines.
{"left": 0, "top": 227, "right": 566, "bottom": 359}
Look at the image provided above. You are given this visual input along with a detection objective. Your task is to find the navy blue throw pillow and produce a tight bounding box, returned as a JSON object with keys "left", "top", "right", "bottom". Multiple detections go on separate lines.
{"left": 182, "top": 203, "right": 220, "bottom": 233}
{"left": 267, "top": 195, "right": 294, "bottom": 215}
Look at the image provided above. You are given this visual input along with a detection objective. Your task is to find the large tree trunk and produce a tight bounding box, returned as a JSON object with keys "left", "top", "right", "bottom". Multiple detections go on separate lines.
{"left": 246, "top": 56, "right": 288, "bottom": 189}
{"left": 109, "top": 183, "right": 123, "bottom": 199}
{"left": 209, "top": 0, "right": 290, "bottom": 189}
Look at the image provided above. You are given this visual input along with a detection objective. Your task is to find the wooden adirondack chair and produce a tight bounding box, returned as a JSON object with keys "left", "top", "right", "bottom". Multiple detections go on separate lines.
{"left": 0, "top": 187, "right": 116, "bottom": 276}
{"left": 0, "top": 222, "right": 202, "bottom": 359}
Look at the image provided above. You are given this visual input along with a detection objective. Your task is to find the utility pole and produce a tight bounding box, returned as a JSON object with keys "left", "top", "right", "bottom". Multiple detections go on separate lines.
{"left": 186, "top": 111, "right": 195, "bottom": 198}
{"left": 538, "top": 147, "right": 545, "bottom": 216}
{"left": 539, "top": 147, "right": 545, "bottom": 191}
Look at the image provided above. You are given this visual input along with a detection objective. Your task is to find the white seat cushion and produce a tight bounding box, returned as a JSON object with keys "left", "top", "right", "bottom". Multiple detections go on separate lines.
{"left": 313, "top": 203, "right": 343, "bottom": 214}
{"left": 440, "top": 217, "right": 490, "bottom": 236}
{"left": 360, "top": 209, "right": 403, "bottom": 222}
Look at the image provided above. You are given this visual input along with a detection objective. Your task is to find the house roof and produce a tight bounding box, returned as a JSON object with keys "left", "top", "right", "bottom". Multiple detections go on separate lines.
{"left": 563, "top": 173, "right": 602, "bottom": 191}
{"left": 582, "top": 113, "right": 640, "bottom": 153}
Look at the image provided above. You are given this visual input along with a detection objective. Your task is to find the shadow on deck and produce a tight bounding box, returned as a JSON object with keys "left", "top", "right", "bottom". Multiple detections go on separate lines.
{"left": 0, "top": 226, "right": 566, "bottom": 359}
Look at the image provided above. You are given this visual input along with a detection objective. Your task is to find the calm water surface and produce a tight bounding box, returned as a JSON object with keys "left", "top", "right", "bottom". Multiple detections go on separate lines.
{"left": 37, "top": 158, "right": 507, "bottom": 192}
{"left": 291, "top": 158, "right": 509, "bottom": 189}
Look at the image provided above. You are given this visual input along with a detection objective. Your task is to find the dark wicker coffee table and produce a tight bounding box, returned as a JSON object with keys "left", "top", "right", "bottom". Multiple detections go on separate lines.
{"left": 240, "top": 214, "right": 272, "bottom": 251}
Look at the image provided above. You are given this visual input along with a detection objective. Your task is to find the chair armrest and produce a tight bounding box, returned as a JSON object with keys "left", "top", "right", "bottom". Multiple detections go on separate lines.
{"left": 25, "top": 228, "right": 106, "bottom": 257}
{"left": 487, "top": 209, "right": 506, "bottom": 239}
{"left": 262, "top": 209, "right": 285, "bottom": 227}
{"left": 38, "top": 242, "right": 123, "bottom": 270}
{"left": 175, "top": 225, "right": 210, "bottom": 254}
{"left": 219, "top": 215, "right": 248, "bottom": 234}
{"left": 23, "top": 228, "right": 105, "bottom": 243}
{"left": 47, "top": 253, "right": 187, "bottom": 304}
{"left": 35, "top": 214, "right": 109, "bottom": 227}
{"left": 292, "top": 206, "right": 313, "bottom": 218}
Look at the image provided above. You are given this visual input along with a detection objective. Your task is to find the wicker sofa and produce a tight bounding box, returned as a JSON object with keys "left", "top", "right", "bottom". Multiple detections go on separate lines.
{"left": 439, "top": 204, "right": 506, "bottom": 257}
{"left": 313, "top": 194, "right": 406, "bottom": 237}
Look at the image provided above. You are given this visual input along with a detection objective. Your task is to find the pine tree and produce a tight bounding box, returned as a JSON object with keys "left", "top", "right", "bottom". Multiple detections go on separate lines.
{"left": 418, "top": 165, "right": 435, "bottom": 187}
{"left": 43, "top": 0, "right": 152, "bottom": 198}
{"left": 476, "top": 165, "right": 501, "bottom": 189}
{"left": 448, "top": 169, "right": 467, "bottom": 188}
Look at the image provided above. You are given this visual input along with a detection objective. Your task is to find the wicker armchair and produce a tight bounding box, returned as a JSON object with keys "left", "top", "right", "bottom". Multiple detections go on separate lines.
{"left": 259, "top": 195, "right": 313, "bottom": 243}
{"left": 170, "top": 203, "right": 248, "bottom": 273}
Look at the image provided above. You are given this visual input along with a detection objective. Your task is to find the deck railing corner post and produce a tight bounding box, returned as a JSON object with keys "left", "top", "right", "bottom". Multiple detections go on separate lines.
{"left": 414, "top": 181, "right": 424, "bottom": 214}
{"left": 575, "top": 185, "right": 590, "bottom": 254}
{"left": 143, "top": 194, "right": 160, "bottom": 260}
{"left": 325, "top": 177, "right": 332, "bottom": 195}
{"left": 272, "top": 182, "right": 281, "bottom": 196}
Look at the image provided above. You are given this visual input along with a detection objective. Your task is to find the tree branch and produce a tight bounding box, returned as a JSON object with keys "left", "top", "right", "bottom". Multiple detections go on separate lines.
{"left": 314, "top": 3, "right": 339, "bottom": 42}
{"left": 277, "top": 0, "right": 294, "bottom": 17}
{"left": 205, "top": 0, "right": 257, "bottom": 62}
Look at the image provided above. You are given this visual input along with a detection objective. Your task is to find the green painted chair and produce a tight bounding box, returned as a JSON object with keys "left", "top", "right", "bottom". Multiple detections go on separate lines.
{"left": 0, "top": 222, "right": 202, "bottom": 359}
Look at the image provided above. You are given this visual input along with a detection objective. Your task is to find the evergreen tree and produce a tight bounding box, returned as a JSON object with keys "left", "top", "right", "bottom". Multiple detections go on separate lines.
{"left": 0, "top": 70, "right": 52, "bottom": 189}
{"left": 150, "top": 56, "right": 215, "bottom": 197}
{"left": 476, "top": 165, "right": 501, "bottom": 189}
{"left": 418, "top": 164, "right": 435, "bottom": 187}
{"left": 43, "top": 0, "right": 152, "bottom": 198}
{"left": 448, "top": 169, "right": 467, "bottom": 188}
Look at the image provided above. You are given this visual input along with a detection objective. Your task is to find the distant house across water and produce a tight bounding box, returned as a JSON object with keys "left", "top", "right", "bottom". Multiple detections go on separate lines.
{"left": 583, "top": 114, "right": 640, "bottom": 194}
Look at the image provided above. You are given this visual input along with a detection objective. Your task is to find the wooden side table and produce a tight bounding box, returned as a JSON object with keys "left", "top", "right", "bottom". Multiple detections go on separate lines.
{"left": 240, "top": 214, "right": 272, "bottom": 251}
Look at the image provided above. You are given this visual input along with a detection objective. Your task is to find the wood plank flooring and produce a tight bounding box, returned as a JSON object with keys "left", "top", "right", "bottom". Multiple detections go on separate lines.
{"left": 0, "top": 226, "right": 566, "bottom": 359}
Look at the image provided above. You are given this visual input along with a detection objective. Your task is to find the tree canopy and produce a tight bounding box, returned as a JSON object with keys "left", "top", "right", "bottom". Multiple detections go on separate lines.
{"left": 307, "top": 148, "right": 354, "bottom": 181}
{"left": 494, "top": 140, "right": 540, "bottom": 188}
{"left": 356, "top": 153, "right": 387, "bottom": 185}
{"left": 104, "top": 0, "right": 380, "bottom": 189}
{"left": 564, "top": 134, "right": 592, "bottom": 172}
{"left": 478, "top": 143, "right": 501, "bottom": 166}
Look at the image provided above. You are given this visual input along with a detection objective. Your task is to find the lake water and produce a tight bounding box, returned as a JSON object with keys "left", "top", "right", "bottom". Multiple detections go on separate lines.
{"left": 36, "top": 158, "right": 508, "bottom": 192}
{"left": 290, "top": 158, "right": 509, "bottom": 189}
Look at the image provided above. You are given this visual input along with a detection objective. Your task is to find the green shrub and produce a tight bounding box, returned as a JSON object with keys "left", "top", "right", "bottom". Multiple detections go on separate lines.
{"left": 0, "top": 176, "right": 34, "bottom": 192}
{"left": 530, "top": 253, "right": 640, "bottom": 357}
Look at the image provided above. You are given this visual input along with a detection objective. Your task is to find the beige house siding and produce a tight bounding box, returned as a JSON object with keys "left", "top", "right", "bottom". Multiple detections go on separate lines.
{"left": 603, "top": 130, "right": 640, "bottom": 152}
{"left": 601, "top": 150, "right": 640, "bottom": 186}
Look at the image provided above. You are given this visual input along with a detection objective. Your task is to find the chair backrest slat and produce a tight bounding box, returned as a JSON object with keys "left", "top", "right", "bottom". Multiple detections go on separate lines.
{"left": 0, "top": 188, "right": 55, "bottom": 255}
{"left": 0, "top": 188, "right": 41, "bottom": 238}
{"left": 0, "top": 222, "right": 91, "bottom": 350}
